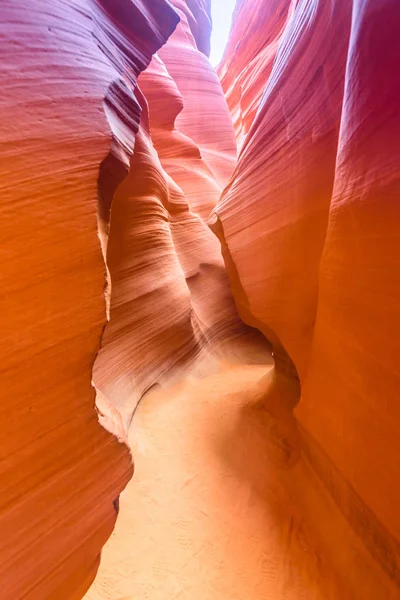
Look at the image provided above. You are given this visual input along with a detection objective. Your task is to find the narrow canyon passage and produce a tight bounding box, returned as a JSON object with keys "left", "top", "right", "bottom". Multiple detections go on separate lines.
{"left": 85, "top": 356, "right": 348, "bottom": 600}
{"left": 1, "top": 0, "right": 400, "bottom": 598}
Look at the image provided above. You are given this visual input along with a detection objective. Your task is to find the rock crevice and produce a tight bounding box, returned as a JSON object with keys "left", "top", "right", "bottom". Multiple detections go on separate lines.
{"left": 1, "top": 0, "right": 400, "bottom": 598}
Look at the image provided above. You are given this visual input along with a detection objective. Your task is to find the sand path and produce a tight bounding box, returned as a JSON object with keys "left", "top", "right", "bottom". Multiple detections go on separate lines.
{"left": 85, "top": 362, "right": 347, "bottom": 600}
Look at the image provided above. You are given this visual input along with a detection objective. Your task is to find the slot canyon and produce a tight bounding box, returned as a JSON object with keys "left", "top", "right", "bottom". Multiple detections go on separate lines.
{"left": 1, "top": 0, "right": 400, "bottom": 598}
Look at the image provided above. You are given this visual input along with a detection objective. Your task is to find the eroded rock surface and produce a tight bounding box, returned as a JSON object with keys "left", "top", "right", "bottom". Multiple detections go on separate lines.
{"left": 1, "top": 0, "right": 400, "bottom": 598}
{"left": 0, "top": 1, "right": 254, "bottom": 596}
{"left": 0, "top": 1, "right": 178, "bottom": 598}
{"left": 93, "top": 0, "right": 252, "bottom": 434}
{"left": 213, "top": 0, "right": 400, "bottom": 597}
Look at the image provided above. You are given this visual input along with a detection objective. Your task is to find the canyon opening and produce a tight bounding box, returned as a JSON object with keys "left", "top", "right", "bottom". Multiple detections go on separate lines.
{"left": 1, "top": 1, "right": 400, "bottom": 599}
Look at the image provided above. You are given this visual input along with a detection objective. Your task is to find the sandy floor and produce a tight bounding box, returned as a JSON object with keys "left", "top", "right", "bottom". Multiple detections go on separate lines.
{"left": 84, "top": 362, "right": 347, "bottom": 600}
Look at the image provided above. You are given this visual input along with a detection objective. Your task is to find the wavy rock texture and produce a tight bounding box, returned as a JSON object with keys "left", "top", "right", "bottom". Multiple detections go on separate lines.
{"left": 213, "top": 0, "right": 353, "bottom": 380}
{"left": 218, "top": 0, "right": 297, "bottom": 146}
{"left": 159, "top": 0, "right": 237, "bottom": 188}
{"left": 213, "top": 0, "right": 400, "bottom": 597}
{"left": 94, "top": 0, "right": 253, "bottom": 432}
{"left": 1, "top": 0, "right": 254, "bottom": 595}
{"left": 0, "top": 0, "right": 179, "bottom": 598}
{"left": 2, "top": 0, "right": 400, "bottom": 598}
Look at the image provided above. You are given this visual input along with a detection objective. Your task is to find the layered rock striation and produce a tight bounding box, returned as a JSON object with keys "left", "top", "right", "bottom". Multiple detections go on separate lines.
{"left": 213, "top": 0, "right": 400, "bottom": 597}
{"left": 0, "top": 1, "right": 250, "bottom": 597}
{"left": 93, "top": 0, "right": 250, "bottom": 434}
{"left": 1, "top": 0, "right": 400, "bottom": 598}
{"left": 218, "top": 0, "right": 297, "bottom": 147}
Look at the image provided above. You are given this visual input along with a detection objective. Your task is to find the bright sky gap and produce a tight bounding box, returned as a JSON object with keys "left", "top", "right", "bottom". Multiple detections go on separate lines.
{"left": 209, "top": 0, "right": 237, "bottom": 66}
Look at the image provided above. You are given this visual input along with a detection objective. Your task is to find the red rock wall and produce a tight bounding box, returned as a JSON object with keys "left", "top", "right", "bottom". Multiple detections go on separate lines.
{"left": 0, "top": 2, "right": 251, "bottom": 596}
{"left": 213, "top": 0, "right": 353, "bottom": 380}
{"left": 159, "top": 0, "right": 237, "bottom": 187}
{"left": 214, "top": 0, "right": 400, "bottom": 595}
{"left": 94, "top": 0, "right": 249, "bottom": 431}
{"left": 297, "top": 0, "right": 400, "bottom": 569}
{"left": 218, "top": 0, "right": 297, "bottom": 146}
{"left": 3, "top": 0, "right": 399, "bottom": 597}
{"left": 0, "top": 1, "right": 178, "bottom": 598}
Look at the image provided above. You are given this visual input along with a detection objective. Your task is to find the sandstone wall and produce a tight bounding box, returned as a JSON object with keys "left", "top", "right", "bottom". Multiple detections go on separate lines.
{"left": 0, "top": 2, "right": 250, "bottom": 596}
{"left": 213, "top": 0, "right": 400, "bottom": 595}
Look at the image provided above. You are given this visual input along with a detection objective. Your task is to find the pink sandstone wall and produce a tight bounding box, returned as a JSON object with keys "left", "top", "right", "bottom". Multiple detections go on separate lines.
{"left": 213, "top": 0, "right": 400, "bottom": 595}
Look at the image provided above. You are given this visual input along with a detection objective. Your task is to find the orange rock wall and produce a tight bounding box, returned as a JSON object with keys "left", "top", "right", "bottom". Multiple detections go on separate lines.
{"left": 218, "top": 0, "right": 297, "bottom": 146}
{"left": 0, "top": 1, "right": 178, "bottom": 598}
{"left": 297, "top": 0, "right": 400, "bottom": 564}
{"left": 3, "top": 0, "right": 400, "bottom": 597}
{"left": 0, "top": 2, "right": 248, "bottom": 597}
{"left": 94, "top": 0, "right": 248, "bottom": 431}
{"left": 214, "top": 0, "right": 400, "bottom": 594}
{"left": 158, "top": 0, "right": 237, "bottom": 190}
